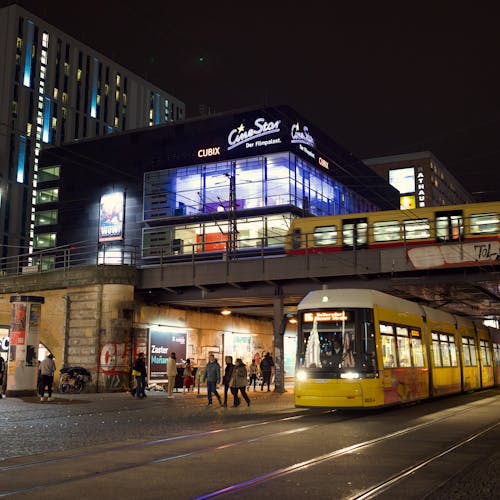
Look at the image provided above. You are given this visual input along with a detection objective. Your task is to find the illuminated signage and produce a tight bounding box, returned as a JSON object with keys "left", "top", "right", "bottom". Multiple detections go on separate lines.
{"left": 400, "top": 195, "right": 416, "bottom": 210}
{"left": 318, "top": 157, "right": 329, "bottom": 170}
{"left": 291, "top": 123, "right": 315, "bottom": 148}
{"left": 1, "top": 336, "right": 9, "bottom": 351}
{"left": 99, "top": 192, "right": 125, "bottom": 242}
{"left": 197, "top": 147, "right": 221, "bottom": 158}
{"left": 303, "top": 311, "right": 350, "bottom": 322}
{"left": 416, "top": 167, "right": 426, "bottom": 207}
{"left": 389, "top": 167, "right": 415, "bottom": 194}
{"left": 227, "top": 118, "right": 282, "bottom": 150}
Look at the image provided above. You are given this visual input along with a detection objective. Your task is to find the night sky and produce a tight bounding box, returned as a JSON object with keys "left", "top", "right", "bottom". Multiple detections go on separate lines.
{"left": 6, "top": 1, "right": 500, "bottom": 201}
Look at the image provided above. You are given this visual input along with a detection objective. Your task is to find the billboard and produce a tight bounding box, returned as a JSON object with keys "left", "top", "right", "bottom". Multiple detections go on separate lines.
{"left": 389, "top": 167, "right": 415, "bottom": 194}
{"left": 99, "top": 192, "right": 125, "bottom": 242}
{"left": 149, "top": 329, "right": 187, "bottom": 382}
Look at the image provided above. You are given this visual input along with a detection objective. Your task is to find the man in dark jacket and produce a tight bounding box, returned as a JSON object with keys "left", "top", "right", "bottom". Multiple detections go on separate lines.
{"left": 260, "top": 352, "right": 275, "bottom": 392}
{"left": 221, "top": 355, "right": 235, "bottom": 407}
{"left": 203, "top": 354, "right": 222, "bottom": 406}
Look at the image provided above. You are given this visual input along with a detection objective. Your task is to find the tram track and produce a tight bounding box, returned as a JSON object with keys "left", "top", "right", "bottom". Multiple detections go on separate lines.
{"left": 0, "top": 395, "right": 497, "bottom": 498}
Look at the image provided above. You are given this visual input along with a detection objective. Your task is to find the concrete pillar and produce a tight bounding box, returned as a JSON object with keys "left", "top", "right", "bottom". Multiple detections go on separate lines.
{"left": 6, "top": 295, "right": 45, "bottom": 397}
{"left": 273, "top": 293, "right": 286, "bottom": 393}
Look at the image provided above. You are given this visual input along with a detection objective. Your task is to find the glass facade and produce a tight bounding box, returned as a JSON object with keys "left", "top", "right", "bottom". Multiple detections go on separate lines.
{"left": 143, "top": 152, "right": 378, "bottom": 257}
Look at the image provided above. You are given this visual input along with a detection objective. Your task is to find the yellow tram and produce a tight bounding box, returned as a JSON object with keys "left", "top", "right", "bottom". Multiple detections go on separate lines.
{"left": 294, "top": 289, "right": 500, "bottom": 409}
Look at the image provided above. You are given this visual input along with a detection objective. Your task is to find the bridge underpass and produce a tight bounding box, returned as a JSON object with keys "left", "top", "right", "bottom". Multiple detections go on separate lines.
{"left": 138, "top": 248, "right": 500, "bottom": 321}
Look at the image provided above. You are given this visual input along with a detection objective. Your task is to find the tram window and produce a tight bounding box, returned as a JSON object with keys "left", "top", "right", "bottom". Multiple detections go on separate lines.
{"left": 343, "top": 221, "right": 368, "bottom": 247}
{"left": 380, "top": 323, "right": 396, "bottom": 368}
{"left": 462, "top": 337, "right": 477, "bottom": 366}
{"left": 410, "top": 330, "right": 425, "bottom": 367}
{"left": 436, "top": 215, "right": 463, "bottom": 242}
{"left": 479, "top": 340, "right": 492, "bottom": 366}
{"left": 403, "top": 219, "right": 430, "bottom": 240}
{"left": 314, "top": 226, "right": 337, "bottom": 246}
{"left": 493, "top": 343, "right": 500, "bottom": 365}
{"left": 373, "top": 220, "right": 401, "bottom": 242}
{"left": 469, "top": 213, "right": 500, "bottom": 234}
{"left": 432, "top": 332, "right": 442, "bottom": 367}
{"left": 396, "top": 327, "right": 411, "bottom": 367}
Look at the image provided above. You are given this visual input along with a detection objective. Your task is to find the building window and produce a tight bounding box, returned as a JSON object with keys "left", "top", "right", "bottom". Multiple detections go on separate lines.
{"left": 36, "top": 188, "right": 59, "bottom": 204}
{"left": 38, "top": 165, "right": 60, "bottom": 182}
{"left": 35, "top": 210, "right": 58, "bottom": 226}
{"left": 34, "top": 232, "right": 56, "bottom": 249}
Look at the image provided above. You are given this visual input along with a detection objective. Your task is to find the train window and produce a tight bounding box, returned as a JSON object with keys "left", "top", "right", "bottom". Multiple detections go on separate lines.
{"left": 469, "top": 213, "right": 500, "bottom": 234}
{"left": 342, "top": 219, "right": 368, "bottom": 247}
{"left": 493, "top": 343, "right": 500, "bottom": 365}
{"left": 410, "top": 330, "right": 425, "bottom": 367}
{"left": 403, "top": 219, "right": 430, "bottom": 240}
{"left": 436, "top": 214, "right": 463, "bottom": 242}
{"left": 396, "top": 327, "right": 411, "bottom": 367}
{"left": 314, "top": 226, "right": 337, "bottom": 246}
{"left": 373, "top": 220, "right": 401, "bottom": 242}
{"left": 462, "top": 337, "right": 477, "bottom": 366}
{"left": 432, "top": 332, "right": 458, "bottom": 367}
{"left": 479, "top": 340, "right": 492, "bottom": 366}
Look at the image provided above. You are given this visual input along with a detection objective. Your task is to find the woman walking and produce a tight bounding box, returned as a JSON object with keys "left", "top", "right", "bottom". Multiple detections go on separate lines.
{"left": 229, "top": 358, "right": 250, "bottom": 407}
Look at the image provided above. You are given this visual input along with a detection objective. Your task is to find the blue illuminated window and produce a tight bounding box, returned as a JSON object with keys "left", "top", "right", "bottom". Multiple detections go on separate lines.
{"left": 42, "top": 97, "right": 51, "bottom": 143}
{"left": 90, "top": 57, "right": 98, "bottom": 118}
{"left": 154, "top": 93, "right": 161, "bottom": 124}
{"left": 17, "top": 135, "right": 27, "bottom": 183}
{"left": 23, "top": 20, "right": 34, "bottom": 87}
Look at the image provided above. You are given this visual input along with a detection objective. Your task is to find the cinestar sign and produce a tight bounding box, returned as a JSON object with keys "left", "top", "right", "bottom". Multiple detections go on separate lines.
{"left": 227, "top": 118, "right": 281, "bottom": 150}
{"left": 290, "top": 123, "right": 315, "bottom": 148}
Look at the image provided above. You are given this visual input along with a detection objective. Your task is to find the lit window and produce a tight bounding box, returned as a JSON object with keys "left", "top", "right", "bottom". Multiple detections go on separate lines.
{"left": 35, "top": 188, "right": 59, "bottom": 204}
{"left": 313, "top": 226, "right": 337, "bottom": 246}
{"left": 34, "top": 232, "right": 56, "bottom": 249}
{"left": 16, "top": 37, "right": 23, "bottom": 49}
{"left": 373, "top": 220, "right": 400, "bottom": 242}
{"left": 38, "top": 165, "right": 60, "bottom": 182}
{"left": 77, "top": 68, "right": 82, "bottom": 81}
{"left": 26, "top": 123, "right": 32, "bottom": 135}
{"left": 53, "top": 88, "right": 58, "bottom": 99}
{"left": 116, "top": 73, "right": 121, "bottom": 86}
{"left": 62, "top": 92, "right": 68, "bottom": 104}
{"left": 114, "top": 116, "right": 119, "bottom": 127}
{"left": 115, "top": 89, "right": 120, "bottom": 100}
{"left": 35, "top": 210, "right": 58, "bottom": 226}
{"left": 64, "top": 62, "right": 70, "bottom": 76}
{"left": 51, "top": 117, "right": 57, "bottom": 128}
{"left": 469, "top": 213, "right": 499, "bottom": 234}
{"left": 403, "top": 219, "right": 430, "bottom": 239}
{"left": 97, "top": 94, "right": 101, "bottom": 105}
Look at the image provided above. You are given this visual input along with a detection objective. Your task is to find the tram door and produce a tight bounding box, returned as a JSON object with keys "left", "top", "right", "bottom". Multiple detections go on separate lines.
{"left": 342, "top": 218, "right": 368, "bottom": 250}
{"left": 435, "top": 210, "right": 463, "bottom": 242}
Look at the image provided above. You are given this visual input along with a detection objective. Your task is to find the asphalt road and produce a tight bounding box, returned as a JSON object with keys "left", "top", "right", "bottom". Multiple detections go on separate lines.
{"left": 0, "top": 387, "right": 498, "bottom": 499}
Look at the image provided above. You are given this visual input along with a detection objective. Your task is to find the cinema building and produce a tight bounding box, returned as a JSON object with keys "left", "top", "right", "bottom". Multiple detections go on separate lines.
{"left": 36, "top": 105, "right": 398, "bottom": 265}
{"left": 0, "top": 105, "right": 399, "bottom": 391}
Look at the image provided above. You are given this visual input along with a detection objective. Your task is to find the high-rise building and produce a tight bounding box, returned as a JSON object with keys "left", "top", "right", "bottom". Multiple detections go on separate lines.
{"left": 0, "top": 3, "right": 185, "bottom": 258}
{"left": 364, "top": 151, "right": 474, "bottom": 209}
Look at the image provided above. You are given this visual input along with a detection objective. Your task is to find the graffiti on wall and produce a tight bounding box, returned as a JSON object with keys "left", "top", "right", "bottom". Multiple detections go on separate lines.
{"left": 100, "top": 341, "right": 131, "bottom": 390}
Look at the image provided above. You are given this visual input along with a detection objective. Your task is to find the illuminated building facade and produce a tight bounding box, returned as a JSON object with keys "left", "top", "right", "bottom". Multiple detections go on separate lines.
{"left": 0, "top": 4, "right": 184, "bottom": 259}
{"left": 364, "top": 151, "right": 474, "bottom": 209}
{"left": 36, "top": 105, "right": 399, "bottom": 268}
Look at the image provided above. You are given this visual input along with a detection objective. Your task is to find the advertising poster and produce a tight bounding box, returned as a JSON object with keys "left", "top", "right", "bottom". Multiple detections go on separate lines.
{"left": 10, "top": 303, "right": 26, "bottom": 347}
{"left": 149, "top": 329, "right": 187, "bottom": 381}
{"left": 99, "top": 192, "right": 125, "bottom": 242}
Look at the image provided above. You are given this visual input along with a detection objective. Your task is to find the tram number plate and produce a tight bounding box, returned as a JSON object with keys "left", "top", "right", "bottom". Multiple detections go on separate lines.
{"left": 314, "top": 379, "right": 329, "bottom": 383}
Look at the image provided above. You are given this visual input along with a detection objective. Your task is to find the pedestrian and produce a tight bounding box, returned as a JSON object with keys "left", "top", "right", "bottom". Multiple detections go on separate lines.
{"left": 0, "top": 355, "right": 5, "bottom": 398}
{"left": 260, "top": 352, "right": 275, "bottom": 391}
{"left": 39, "top": 353, "right": 56, "bottom": 401}
{"left": 183, "top": 358, "right": 195, "bottom": 393}
{"left": 221, "top": 355, "right": 235, "bottom": 407}
{"left": 248, "top": 358, "right": 258, "bottom": 391}
{"left": 203, "top": 353, "right": 222, "bottom": 406}
{"left": 229, "top": 358, "right": 250, "bottom": 407}
{"left": 166, "top": 352, "right": 178, "bottom": 398}
{"left": 133, "top": 352, "right": 147, "bottom": 398}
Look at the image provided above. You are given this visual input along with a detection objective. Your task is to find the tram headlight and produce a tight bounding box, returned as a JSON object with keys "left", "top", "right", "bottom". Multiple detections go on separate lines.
{"left": 296, "top": 370, "right": 308, "bottom": 381}
{"left": 340, "top": 372, "right": 360, "bottom": 379}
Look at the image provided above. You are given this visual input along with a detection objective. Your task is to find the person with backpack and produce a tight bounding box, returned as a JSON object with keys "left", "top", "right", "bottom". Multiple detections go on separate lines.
{"left": 260, "top": 352, "right": 274, "bottom": 392}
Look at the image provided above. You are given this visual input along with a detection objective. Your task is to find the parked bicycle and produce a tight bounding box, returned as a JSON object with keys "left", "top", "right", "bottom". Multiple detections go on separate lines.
{"left": 59, "top": 366, "right": 91, "bottom": 393}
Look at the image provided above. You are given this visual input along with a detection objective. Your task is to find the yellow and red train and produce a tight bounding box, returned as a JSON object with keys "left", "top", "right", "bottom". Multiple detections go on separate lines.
{"left": 294, "top": 289, "right": 500, "bottom": 409}
{"left": 285, "top": 201, "right": 500, "bottom": 270}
